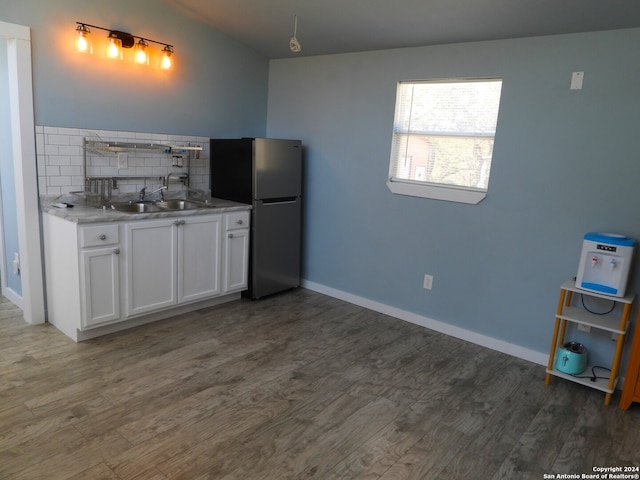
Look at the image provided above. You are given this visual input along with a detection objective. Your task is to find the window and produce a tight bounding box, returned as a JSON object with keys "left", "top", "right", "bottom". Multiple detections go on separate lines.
{"left": 388, "top": 78, "right": 503, "bottom": 204}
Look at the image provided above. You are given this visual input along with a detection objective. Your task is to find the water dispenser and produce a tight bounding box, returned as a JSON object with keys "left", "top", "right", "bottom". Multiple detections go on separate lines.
{"left": 575, "top": 232, "right": 635, "bottom": 297}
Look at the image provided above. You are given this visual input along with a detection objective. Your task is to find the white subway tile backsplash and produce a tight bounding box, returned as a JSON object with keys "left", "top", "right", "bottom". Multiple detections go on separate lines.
{"left": 47, "top": 134, "right": 70, "bottom": 145}
{"left": 59, "top": 145, "right": 82, "bottom": 156}
{"left": 60, "top": 166, "right": 83, "bottom": 176}
{"left": 44, "top": 144, "right": 60, "bottom": 156}
{"left": 37, "top": 155, "right": 46, "bottom": 173}
{"left": 49, "top": 176, "right": 72, "bottom": 186}
{"left": 116, "top": 131, "right": 137, "bottom": 139}
{"left": 37, "top": 126, "right": 210, "bottom": 197}
{"left": 46, "top": 166, "right": 60, "bottom": 176}
{"left": 48, "top": 156, "right": 71, "bottom": 166}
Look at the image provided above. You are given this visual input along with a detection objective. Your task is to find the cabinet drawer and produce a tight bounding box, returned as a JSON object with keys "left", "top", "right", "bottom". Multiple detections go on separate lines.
{"left": 79, "top": 224, "right": 119, "bottom": 247}
{"left": 225, "top": 211, "right": 250, "bottom": 230}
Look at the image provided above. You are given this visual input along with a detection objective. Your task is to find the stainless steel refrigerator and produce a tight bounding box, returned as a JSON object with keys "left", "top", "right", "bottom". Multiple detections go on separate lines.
{"left": 210, "top": 138, "right": 302, "bottom": 299}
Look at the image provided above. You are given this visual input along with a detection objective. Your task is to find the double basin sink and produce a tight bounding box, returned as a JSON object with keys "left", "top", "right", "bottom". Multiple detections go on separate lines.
{"left": 109, "top": 199, "right": 214, "bottom": 213}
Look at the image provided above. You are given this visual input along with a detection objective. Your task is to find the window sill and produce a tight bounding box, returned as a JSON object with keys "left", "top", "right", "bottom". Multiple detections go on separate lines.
{"left": 386, "top": 181, "right": 486, "bottom": 204}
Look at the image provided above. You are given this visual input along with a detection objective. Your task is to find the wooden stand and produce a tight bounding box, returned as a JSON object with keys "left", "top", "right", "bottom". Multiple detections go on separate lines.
{"left": 619, "top": 310, "right": 640, "bottom": 409}
{"left": 545, "top": 279, "right": 635, "bottom": 406}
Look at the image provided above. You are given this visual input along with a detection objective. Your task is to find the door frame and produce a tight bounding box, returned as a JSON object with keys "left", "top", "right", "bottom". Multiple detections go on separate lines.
{"left": 0, "top": 21, "right": 45, "bottom": 324}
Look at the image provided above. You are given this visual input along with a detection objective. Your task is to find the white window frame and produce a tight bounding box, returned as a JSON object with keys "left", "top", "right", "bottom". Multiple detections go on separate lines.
{"left": 387, "top": 77, "right": 503, "bottom": 205}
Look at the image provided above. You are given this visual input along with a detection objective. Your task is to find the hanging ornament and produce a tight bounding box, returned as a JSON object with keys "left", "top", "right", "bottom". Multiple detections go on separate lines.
{"left": 289, "top": 15, "right": 301, "bottom": 53}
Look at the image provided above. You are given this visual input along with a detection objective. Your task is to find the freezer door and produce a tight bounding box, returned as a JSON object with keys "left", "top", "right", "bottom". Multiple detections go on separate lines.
{"left": 251, "top": 198, "right": 301, "bottom": 298}
{"left": 210, "top": 138, "right": 254, "bottom": 204}
{"left": 254, "top": 139, "right": 302, "bottom": 200}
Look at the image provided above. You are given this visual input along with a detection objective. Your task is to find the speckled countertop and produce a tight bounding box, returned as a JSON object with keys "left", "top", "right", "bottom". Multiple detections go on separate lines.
{"left": 40, "top": 194, "right": 251, "bottom": 224}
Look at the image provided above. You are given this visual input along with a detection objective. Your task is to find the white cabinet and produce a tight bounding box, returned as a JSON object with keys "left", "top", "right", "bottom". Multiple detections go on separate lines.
{"left": 43, "top": 216, "right": 122, "bottom": 338}
{"left": 125, "top": 214, "right": 223, "bottom": 315}
{"left": 223, "top": 211, "right": 250, "bottom": 293}
{"left": 43, "top": 209, "right": 249, "bottom": 342}
{"left": 81, "top": 247, "right": 121, "bottom": 327}
{"left": 126, "top": 219, "right": 178, "bottom": 316}
{"left": 79, "top": 224, "right": 121, "bottom": 328}
{"left": 178, "top": 216, "right": 221, "bottom": 302}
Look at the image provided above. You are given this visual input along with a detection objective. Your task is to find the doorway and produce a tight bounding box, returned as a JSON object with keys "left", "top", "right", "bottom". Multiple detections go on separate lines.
{"left": 0, "top": 21, "right": 45, "bottom": 325}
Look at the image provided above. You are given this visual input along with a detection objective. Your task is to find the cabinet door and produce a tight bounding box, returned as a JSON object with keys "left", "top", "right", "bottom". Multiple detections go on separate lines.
{"left": 178, "top": 215, "right": 222, "bottom": 303}
{"left": 80, "top": 246, "right": 121, "bottom": 328}
{"left": 223, "top": 228, "right": 249, "bottom": 293}
{"left": 126, "top": 219, "right": 178, "bottom": 316}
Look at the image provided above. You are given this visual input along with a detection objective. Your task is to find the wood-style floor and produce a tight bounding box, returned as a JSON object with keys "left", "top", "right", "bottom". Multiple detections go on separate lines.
{"left": 1, "top": 289, "right": 639, "bottom": 479}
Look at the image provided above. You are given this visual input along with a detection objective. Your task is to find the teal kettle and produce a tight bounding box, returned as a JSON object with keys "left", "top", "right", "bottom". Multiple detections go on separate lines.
{"left": 555, "top": 341, "right": 588, "bottom": 375}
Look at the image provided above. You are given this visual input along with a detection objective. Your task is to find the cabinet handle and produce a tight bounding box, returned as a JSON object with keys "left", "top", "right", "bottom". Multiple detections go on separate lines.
{"left": 236, "top": 219, "right": 243, "bottom": 225}
{"left": 180, "top": 220, "right": 186, "bottom": 225}
{"left": 113, "top": 248, "right": 120, "bottom": 255}
{"left": 228, "top": 233, "right": 234, "bottom": 239}
{"left": 174, "top": 220, "right": 186, "bottom": 226}
{"left": 99, "top": 234, "right": 107, "bottom": 240}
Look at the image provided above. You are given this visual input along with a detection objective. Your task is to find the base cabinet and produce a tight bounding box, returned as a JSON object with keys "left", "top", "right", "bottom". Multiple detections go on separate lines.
{"left": 81, "top": 246, "right": 121, "bottom": 327}
{"left": 126, "top": 215, "right": 223, "bottom": 315}
{"left": 126, "top": 219, "right": 178, "bottom": 316}
{"left": 43, "top": 209, "right": 249, "bottom": 341}
{"left": 179, "top": 215, "right": 222, "bottom": 302}
{"left": 223, "top": 212, "right": 249, "bottom": 293}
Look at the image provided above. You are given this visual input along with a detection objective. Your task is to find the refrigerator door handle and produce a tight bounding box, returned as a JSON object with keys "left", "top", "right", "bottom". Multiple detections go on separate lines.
{"left": 260, "top": 197, "right": 298, "bottom": 205}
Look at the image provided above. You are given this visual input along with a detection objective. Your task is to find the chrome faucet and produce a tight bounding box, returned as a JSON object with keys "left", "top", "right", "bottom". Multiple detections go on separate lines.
{"left": 139, "top": 185, "right": 167, "bottom": 202}
{"left": 150, "top": 185, "right": 167, "bottom": 202}
{"left": 165, "top": 172, "right": 189, "bottom": 188}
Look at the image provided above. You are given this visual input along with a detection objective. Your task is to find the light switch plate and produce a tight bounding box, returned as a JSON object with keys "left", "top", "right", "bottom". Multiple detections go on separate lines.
{"left": 570, "top": 71, "right": 584, "bottom": 90}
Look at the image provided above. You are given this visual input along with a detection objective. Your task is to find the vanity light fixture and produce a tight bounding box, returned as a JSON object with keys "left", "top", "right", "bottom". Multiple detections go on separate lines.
{"left": 75, "top": 23, "right": 92, "bottom": 54}
{"left": 75, "top": 22, "right": 174, "bottom": 69}
{"left": 160, "top": 45, "right": 173, "bottom": 70}
{"left": 106, "top": 31, "right": 124, "bottom": 60}
{"left": 134, "top": 38, "right": 150, "bottom": 65}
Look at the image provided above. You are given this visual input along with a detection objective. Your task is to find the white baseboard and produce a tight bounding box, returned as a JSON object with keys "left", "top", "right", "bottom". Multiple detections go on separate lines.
{"left": 2, "top": 286, "right": 23, "bottom": 309}
{"left": 301, "top": 279, "right": 549, "bottom": 366}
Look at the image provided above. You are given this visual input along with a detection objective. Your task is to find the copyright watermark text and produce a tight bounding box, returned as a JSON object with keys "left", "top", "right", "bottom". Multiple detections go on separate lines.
{"left": 542, "top": 466, "right": 640, "bottom": 479}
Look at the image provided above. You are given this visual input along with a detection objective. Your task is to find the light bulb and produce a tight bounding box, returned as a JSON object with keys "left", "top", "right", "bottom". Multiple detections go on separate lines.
{"left": 134, "top": 39, "right": 149, "bottom": 65}
{"left": 76, "top": 24, "right": 92, "bottom": 54}
{"left": 160, "top": 45, "right": 173, "bottom": 70}
{"left": 106, "top": 33, "right": 123, "bottom": 60}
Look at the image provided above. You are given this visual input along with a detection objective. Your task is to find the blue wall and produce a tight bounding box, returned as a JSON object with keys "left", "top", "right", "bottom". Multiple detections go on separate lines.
{"left": 0, "top": 38, "right": 22, "bottom": 296}
{"left": 1, "top": 0, "right": 269, "bottom": 137}
{"left": 266, "top": 29, "right": 640, "bottom": 366}
{"left": 4, "top": 0, "right": 640, "bottom": 370}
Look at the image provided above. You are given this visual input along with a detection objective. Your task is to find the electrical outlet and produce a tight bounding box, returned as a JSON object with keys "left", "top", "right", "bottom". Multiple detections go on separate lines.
{"left": 577, "top": 323, "right": 591, "bottom": 333}
{"left": 12, "top": 253, "right": 20, "bottom": 275}
{"left": 117, "top": 152, "right": 128, "bottom": 169}
{"left": 423, "top": 274, "right": 433, "bottom": 290}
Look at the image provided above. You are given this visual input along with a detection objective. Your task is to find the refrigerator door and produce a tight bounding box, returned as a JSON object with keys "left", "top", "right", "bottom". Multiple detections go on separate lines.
{"left": 254, "top": 139, "right": 302, "bottom": 200}
{"left": 210, "top": 138, "right": 253, "bottom": 204}
{"left": 251, "top": 198, "right": 301, "bottom": 298}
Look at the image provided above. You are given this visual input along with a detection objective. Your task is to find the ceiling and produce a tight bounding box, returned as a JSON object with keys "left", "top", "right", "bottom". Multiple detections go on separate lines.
{"left": 162, "top": 0, "right": 640, "bottom": 59}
